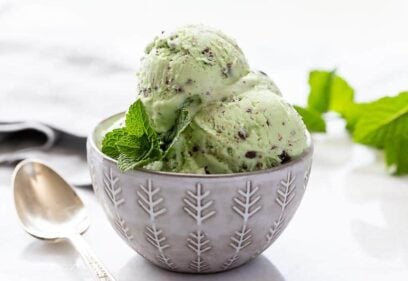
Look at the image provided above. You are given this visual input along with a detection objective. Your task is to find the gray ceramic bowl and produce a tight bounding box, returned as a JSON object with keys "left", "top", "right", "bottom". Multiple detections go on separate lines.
{"left": 87, "top": 112, "right": 313, "bottom": 273}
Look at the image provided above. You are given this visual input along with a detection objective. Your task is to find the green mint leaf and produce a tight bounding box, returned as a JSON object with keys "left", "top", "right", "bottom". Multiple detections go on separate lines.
{"left": 118, "top": 152, "right": 154, "bottom": 172}
{"left": 117, "top": 138, "right": 162, "bottom": 172}
{"left": 101, "top": 128, "right": 128, "bottom": 158}
{"left": 116, "top": 134, "right": 149, "bottom": 156}
{"left": 117, "top": 99, "right": 163, "bottom": 172}
{"left": 329, "top": 73, "right": 355, "bottom": 113}
{"left": 102, "top": 99, "right": 162, "bottom": 171}
{"left": 159, "top": 97, "right": 198, "bottom": 158}
{"left": 307, "top": 70, "right": 354, "bottom": 114}
{"left": 352, "top": 92, "right": 408, "bottom": 174}
{"left": 340, "top": 102, "right": 368, "bottom": 133}
{"left": 146, "top": 145, "right": 163, "bottom": 162}
{"left": 352, "top": 92, "right": 408, "bottom": 147}
{"left": 307, "top": 70, "right": 334, "bottom": 112}
{"left": 117, "top": 153, "right": 140, "bottom": 172}
{"left": 125, "top": 99, "right": 155, "bottom": 137}
{"left": 161, "top": 108, "right": 191, "bottom": 153}
{"left": 163, "top": 110, "right": 191, "bottom": 158}
{"left": 385, "top": 136, "right": 408, "bottom": 175}
{"left": 294, "top": 105, "right": 326, "bottom": 133}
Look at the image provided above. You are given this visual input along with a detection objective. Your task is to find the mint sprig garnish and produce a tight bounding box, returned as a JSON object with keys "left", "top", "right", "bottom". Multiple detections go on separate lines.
{"left": 121, "top": 100, "right": 164, "bottom": 170}
{"left": 294, "top": 70, "right": 355, "bottom": 133}
{"left": 101, "top": 99, "right": 193, "bottom": 172}
{"left": 307, "top": 70, "right": 355, "bottom": 114}
{"left": 125, "top": 100, "right": 156, "bottom": 138}
{"left": 101, "top": 100, "right": 162, "bottom": 171}
{"left": 293, "top": 105, "right": 326, "bottom": 133}
{"left": 352, "top": 92, "right": 408, "bottom": 175}
{"left": 296, "top": 69, "right": 408, "bottom": 175}
{"left": 101, "top": 128, "right": 128, "bottom": 159}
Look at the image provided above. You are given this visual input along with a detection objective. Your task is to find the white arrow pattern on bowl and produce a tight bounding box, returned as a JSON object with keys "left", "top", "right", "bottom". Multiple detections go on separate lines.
{"left": 222, "top": 181, "right": 262, "bottom": 270}
{"left": 183, "top": 183, "right": 216, "bottom": 272}
{"left": 137, "top": 179, "right": 176, "bottom": 270}
{"left": 103, "top": 168, "right": 133, "bottom": 242}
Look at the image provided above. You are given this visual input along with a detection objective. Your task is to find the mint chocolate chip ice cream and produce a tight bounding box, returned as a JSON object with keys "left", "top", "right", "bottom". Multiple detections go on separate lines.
{"left": 155, "top": 87, "right": 306, "bottom": 174}
{"left": 138, "top": 25, "right": 250, "bottom": 133}
{"left": 103, "top": 24, "right": 308, "bottom": 174}
{"left": 138, "top": 25, "right": 307, "bottom": 174}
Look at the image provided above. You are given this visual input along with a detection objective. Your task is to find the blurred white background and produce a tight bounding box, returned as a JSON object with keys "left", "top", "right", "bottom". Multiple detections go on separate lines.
{"left": 1, "top": 0, "right": 407, "bottom": 135}
{"left": 1, "top": 1, "right": 408, "bottom": 281}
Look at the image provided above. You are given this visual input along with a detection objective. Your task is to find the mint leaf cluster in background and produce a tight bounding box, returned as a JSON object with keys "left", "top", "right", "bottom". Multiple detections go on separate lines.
{"left": 294, "top": 70, "right": 354, "bottom": 132}
{"left": 293, "top": 105, "right": 326, "bottom": 133}
{"left": 352, "top": 93, "right": 408, "bottom": 175}
{"left": 295, "top": 70, "right": 408, "bottom": 175}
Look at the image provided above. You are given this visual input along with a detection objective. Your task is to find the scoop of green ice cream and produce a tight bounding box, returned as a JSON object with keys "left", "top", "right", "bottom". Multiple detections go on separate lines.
{"left": 138, "top": 25, "right": 250, "bottom": 133}
{"left": 131, "top": 24, "right": 309, "bottom": 174}
{"left": 154, "top": 87, "right": 308, "bottom": 174}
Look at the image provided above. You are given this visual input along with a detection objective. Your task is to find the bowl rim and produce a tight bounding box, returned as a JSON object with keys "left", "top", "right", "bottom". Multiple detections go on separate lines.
{"left": 88, "top": 112, "right": 313, "bottom": 179}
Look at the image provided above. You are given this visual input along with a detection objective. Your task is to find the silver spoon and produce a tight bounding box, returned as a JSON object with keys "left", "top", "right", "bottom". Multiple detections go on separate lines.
{"left": 13, "top": 159, "right": 116, "bottom": 281}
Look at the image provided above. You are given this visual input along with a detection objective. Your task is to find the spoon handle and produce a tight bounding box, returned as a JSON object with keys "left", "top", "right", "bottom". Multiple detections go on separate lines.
{"left": 68, "top": 234, "right": 117, "bottom": 281}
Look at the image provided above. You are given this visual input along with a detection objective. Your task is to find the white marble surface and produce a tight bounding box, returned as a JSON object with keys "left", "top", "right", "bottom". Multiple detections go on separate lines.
{"left": 1, "top": 123, "right": 408, "bottom": 281}
{"left": 1, "top": 0, "right": 408, "bottom": 280}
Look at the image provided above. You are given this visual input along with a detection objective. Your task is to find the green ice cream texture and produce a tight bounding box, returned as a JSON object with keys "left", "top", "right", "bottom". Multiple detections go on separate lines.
{"left": 104, "top": 24, "right": 308, "bottom": 174}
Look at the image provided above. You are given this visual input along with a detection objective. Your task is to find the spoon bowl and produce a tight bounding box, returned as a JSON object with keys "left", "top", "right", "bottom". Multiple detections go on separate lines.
{"left": 13, "top": 160, "right": 116, "bottom": 281}
{"left": 13, "top": 160, "right": 89, "bottom": 240}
